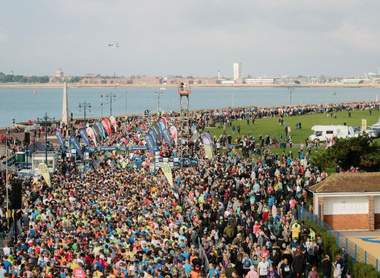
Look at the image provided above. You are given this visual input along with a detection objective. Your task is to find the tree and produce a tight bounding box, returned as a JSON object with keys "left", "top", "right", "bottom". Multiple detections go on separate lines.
{"left": 69, "top": 76, "right": 82, "bottom": 83}
{"left": 311, "top": 136, "right": 380, "bottom": 172}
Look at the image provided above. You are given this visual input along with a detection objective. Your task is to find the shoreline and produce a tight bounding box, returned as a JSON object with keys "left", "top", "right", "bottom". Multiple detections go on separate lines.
{"left": 0, "top": 83, "right": 379, "bottom": 89}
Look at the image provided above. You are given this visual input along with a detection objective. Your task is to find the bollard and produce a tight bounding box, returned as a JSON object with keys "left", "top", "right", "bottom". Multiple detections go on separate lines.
{"left": 355, "top": 244, "right": 357, "bottom": 262}
{"left": 365, "top": 251, "right": 367, "bottom": 264}
{"left": 376, "top": 259, "right": 378, "bottom": 271}
{"left": 345, "top": 238, "right": 348, "bottom": 251}
{"left": 329, "top": 226, "right": 332, "bottom": 236}
{"left": 337, "top": 232, "right": 340, "bottom": 247}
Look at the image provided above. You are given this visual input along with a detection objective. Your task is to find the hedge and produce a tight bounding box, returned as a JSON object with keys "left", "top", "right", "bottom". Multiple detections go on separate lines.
{"left": 305, "top": 220, "right": 380, "bottom": 278}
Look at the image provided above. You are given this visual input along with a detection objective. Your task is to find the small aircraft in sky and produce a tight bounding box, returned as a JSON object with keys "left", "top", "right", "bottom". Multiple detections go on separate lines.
{"left": 108, "top": 42, "right": 120, "bottom": 48}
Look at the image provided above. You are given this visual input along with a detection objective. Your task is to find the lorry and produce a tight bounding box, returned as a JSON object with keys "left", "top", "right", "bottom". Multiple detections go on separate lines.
{"left": 308, "top": 125, "right": 355, "bottom": 142}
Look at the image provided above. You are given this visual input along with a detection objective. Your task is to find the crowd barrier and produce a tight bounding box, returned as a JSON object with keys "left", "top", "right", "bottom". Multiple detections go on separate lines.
{"left": 298, "top": 205, "right": 379, "bottom": 271}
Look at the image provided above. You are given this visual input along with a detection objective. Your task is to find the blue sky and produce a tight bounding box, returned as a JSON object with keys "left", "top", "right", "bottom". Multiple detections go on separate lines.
{"left": 1, "top": 0, "right": 380, "bottom": 78}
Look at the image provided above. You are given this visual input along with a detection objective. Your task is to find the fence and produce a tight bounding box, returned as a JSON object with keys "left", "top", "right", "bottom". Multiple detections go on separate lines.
{"left": 298, "top": 205, "right": 379, "bottom": 271}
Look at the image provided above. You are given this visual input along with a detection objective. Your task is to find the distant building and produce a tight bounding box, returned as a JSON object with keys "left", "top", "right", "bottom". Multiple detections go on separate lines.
{"left": 342, "top": 78, "right": 369, "bottom": 84}
{"left": 55, "top": 69, "right": 64, "bottom": 77}
{"left": 245, "top": 78, "right": 274, "bottom": 85}
{"left": 233, "top": 63, "right": 242, "bottom": 80}
{"left": 83, "top": 73, "right": 101, "bottom": 78}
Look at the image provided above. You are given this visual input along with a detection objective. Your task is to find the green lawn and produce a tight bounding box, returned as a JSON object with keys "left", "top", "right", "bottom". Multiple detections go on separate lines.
{"left": 205, "top": 109, "right": 380, "bottom": 160}
{"left": 206, "top": 109, "right": 380, "bottom": 145}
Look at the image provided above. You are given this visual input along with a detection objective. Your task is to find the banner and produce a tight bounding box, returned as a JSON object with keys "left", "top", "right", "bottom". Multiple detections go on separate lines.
{"left": 202, "top": 135, "right": 213, "bottom": 146}
{"left": 95, "top": 121, "right": 106, "bottom": 139}
{"left": 70, "top": 135, "right": 83, "bottom": 159}
{"left": 110, "top": 116, "right": 117, "bottom": 132}
{"left": 158, "top": 121, "right": 165, "bottom": 134}
{"left": 102, "top": 119, "right": 112, "bottom": 136}
{"left": 169, "top": 126, "right": 178, "bottom": 146}
{"left": 92, "top": 125, "right": 102, "bottom": 143}
{"left": 162, "top": 128, "right": 172, "bottom": 148}
{"left": 181, "top": 158, "right": 200, "bottom": 167}
{"left": 362, "top": 119, "right": 367, "bottom": 130}
{"left": 153, "top": 122, "right": 162, "bottom": 141}
{"left": 204, "top": 145, "right": 213, "bottom": 159}
{"left": 85, "top": 145, "right": 148, "bottom": 152}
{"left": 148, "top": 129, "right": 158, "bottom": 149}
{"left": 77, "top": 162, "right": 85, "bottom": 174}
{"left": 145, "top": 134, "right": 155, "bottom": 155}
{"left": 79, "top": 128, "right": 90, "bottom": 147}
{"left": 55, "top": 130, "right": 66, "bottom": 152}
{"left": 38, "top": 163, "right": 51, "bottom": 186}
{"left": 203, "top": 131, "right": 212, "bottom": 143}
{"left": 161, "top": 162, "right": 173, "bottom": 187}
{"left": 86, "top": 127, "right": 97, "bottom": 145}
{"left": 159, "top": 117, "right": 168, "bottom": 128}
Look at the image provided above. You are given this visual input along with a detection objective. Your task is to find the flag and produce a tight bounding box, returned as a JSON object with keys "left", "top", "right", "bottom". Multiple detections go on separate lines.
{"left": 204, "top": 145, "right": 213, "bottom": 159}
{"left": 38, "top": 163, "right": 51, "bottom": 186}
{"left": 169, "top": 126, "right": 178, "bottom": 146}
{"left": 55, "top": 130, "right": 66, "bottom": 152}
{"left": 161, "top": 162, "right": 173, "bottom": 187}
{"left": 162, "top": 128, "right": 172, "bottom": 148}
{"left": 110, "top": 116, "right": 117, "bottom": 132}
{"left": 148, "top": 129, "right": 158, "bottom": 149}
{"left": 86, "top": 127, "right": 97, "bottom": 145}
{"left": 79, "top": 128, "right": 90, "bottom": 147}
{"left": 102, "top": 119, "right": 112, "bottom": 136}
{"left": 95, "top": 121, "right": 106, "bottom": 139}
{"left": 145, "top": 134, "right": 155, "bottom": 155}
{"left": 70, "top": 135, "right": 83, "bottom": 159}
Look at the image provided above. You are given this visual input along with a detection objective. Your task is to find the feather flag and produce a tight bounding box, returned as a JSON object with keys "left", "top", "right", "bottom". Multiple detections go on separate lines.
{"left": 161, "top": 162, "right": 173, "bottom": 187}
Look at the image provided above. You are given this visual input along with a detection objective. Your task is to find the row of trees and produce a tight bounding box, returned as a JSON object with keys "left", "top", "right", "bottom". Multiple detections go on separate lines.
{"left": 0, "top": 73, "right": 82, "bottom": 83}
{"left": 0, "top": 73, "right": 49, "bottom": 83}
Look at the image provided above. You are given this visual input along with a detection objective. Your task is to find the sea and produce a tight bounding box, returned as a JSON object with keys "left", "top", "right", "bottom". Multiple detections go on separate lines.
{"left": 0, "top": 86, "right": 379, "bottom": 127}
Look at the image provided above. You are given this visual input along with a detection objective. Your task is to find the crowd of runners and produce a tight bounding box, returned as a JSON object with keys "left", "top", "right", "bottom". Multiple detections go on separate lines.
{"left": 0, "top": 101, "right": 372, "bottom": 277}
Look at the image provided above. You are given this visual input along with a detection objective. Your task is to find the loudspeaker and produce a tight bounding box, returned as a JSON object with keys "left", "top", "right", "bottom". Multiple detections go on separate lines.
{"left": 24, "top": 132, "right": 30, "bottom": 145}
{"left": 11, "top": 179, "right": 22, "bottom": 210}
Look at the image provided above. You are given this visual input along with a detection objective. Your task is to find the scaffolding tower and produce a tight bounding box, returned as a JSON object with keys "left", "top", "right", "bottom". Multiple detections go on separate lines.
{"left": 178, "top": 83, "right": 191, "bottom": 154}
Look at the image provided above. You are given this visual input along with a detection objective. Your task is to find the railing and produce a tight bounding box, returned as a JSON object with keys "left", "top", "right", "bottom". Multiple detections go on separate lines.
{"left": 298, "top": 205, "right": 379, "bottom": 271}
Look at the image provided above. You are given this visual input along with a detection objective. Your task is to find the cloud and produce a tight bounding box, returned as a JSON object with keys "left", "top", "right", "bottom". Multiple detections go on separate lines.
{"left": 0, "top": 26, "right": 9, "bottom": 44}
{"left": 332, "top": 24, "right": 380, "bottom": 52}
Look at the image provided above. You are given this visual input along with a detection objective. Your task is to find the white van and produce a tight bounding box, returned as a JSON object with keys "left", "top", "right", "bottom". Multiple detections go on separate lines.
{"left": 308, "top": 125, "right": 353, "bottom": 142}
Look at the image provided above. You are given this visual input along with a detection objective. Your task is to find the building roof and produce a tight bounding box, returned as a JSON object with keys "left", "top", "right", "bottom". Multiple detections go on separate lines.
{"left": 309, "top": 172, "right": 380, "bottom": 193}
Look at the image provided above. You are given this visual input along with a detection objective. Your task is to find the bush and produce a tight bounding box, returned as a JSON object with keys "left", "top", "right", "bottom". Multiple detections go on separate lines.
{"left": 305, "top": 220, "right": 380, "bottom": 278}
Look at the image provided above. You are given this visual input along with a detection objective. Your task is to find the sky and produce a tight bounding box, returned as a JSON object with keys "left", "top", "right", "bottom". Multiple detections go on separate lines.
{"left": 1, "top": 0, "right": 380, "bottom": 78}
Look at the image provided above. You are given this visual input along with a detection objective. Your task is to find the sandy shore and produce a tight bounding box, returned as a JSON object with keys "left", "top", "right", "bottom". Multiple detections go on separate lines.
{"left": 0, "top": 83, "right": 379, "bottom": 89}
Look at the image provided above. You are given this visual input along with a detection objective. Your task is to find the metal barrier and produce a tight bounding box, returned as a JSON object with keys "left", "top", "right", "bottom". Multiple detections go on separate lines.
{"left": 298, "top": 205, "right": 379, "bottom": 271}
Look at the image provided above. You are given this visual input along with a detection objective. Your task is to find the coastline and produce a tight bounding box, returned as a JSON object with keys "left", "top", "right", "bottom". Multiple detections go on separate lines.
{"left": 0, "top": 83, "right": 379, "bottom": 89}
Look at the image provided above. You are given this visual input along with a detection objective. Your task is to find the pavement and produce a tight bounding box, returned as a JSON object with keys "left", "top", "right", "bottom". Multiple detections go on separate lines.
{"left": 339, "top": 231, "right": 380, "bottom": 264}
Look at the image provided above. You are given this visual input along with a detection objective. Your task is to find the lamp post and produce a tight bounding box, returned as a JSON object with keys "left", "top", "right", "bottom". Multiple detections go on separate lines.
{"left": 78, "top": 101, "right": 91, "bottom": 125}
{"left": 100, "top": 95, "right": 104, "bottom": 118}
{"left": 37, "top": 113, "right": 55, "bottom": 164}
{"left": 106, "top": 93, "right": 117, "bottom": 116}
{"left": 288, "top": 87, "right": 294, "bottom": 105}
{"left": 155, "top": 88, "right": 165, "bottom": 115}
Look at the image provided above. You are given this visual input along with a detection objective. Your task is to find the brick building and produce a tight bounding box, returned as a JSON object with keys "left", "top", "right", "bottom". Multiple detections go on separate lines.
{"left": 310, "top": 173, "right": 380, "bottom": 230}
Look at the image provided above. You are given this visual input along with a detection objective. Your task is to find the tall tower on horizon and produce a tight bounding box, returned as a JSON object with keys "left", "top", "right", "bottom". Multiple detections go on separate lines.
{"left": 233, "top": 63, "right": 242, "bottom": 80}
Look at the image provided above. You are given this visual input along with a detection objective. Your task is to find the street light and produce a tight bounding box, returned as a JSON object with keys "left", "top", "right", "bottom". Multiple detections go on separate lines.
{"left": 155, "top": 87, "right": 165, "bottom": 115}
{"left": 288, "top": 87, "right": 294, "bottom": 105}
{"left": 37, "top": 113, "right": 55, "bottom": 164}
{"left": 106, "top": 93, "right": 117, "bottom": 116}
{"left": 78, "top": 101, "right": 91, "bottom": 124}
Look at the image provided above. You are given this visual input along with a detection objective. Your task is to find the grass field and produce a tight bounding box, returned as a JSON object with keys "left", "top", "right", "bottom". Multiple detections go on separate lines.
{"left": 205, "top": 109, "right": 380, "bottom": 157}
{"left": 206, "top": 109, "right": 380, "bottom": 145}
